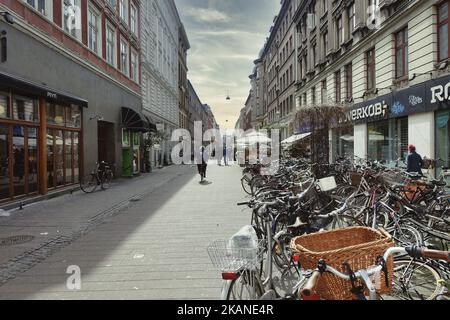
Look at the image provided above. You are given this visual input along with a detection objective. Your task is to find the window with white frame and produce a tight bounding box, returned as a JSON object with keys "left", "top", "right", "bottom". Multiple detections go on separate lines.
{"left": 25, "top": 0, "right": 53, "bottom": 20}
{"left": 120, "top": 38, "right": 129, "bottom": 76}
{"left": 62, "top": 0, "right": 82, "bottom": 41}
{"left": 107, "top": 0, "right": 116, "bottom": 9}
{"left": 88, "top": 5, "right": 102, "bottom": 56}
{"left": 106, "top": 23, "right": 116, "bottom": 67}
{"left": 119, "top": 0, "right": 128, "bottom": 23}
{"left": 130, "top": 2, "right": 138, "bottom": 35}
{"left": 131, "top": 49, "right": 138, "bottom": 82}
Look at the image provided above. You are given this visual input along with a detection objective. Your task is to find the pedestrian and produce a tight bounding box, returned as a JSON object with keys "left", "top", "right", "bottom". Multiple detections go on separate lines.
{"left": 197, "top": 146, "right": 208, "bottom": 182}
{"left": 223, "top": 144, "right": 228, "bottom": 166}
{"left": 406, "top": 144, "right": 424, "bottom": 176}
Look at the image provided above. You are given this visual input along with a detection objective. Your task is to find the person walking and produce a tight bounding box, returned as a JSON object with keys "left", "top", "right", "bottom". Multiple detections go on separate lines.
{"left": 406, "top": 144, "right": 424, "bottom": 176}
{"left": 223, "top": 144, "right": 228, "bottom": 166}
{"left": 197, "top": 146, "right": 208, "bottom": 182}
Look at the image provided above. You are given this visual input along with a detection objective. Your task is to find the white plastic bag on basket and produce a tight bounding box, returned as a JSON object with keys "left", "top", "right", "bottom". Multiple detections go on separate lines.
{"left": 228, "top": 226, "right": 259, "bottom": 269}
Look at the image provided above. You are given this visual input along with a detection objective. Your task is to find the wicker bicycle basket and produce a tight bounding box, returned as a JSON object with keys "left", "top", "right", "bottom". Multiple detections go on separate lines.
{"left": 349, "top": 172, "right": 363, "bottom": 186}
{"left": 291, "top": 227, "right": 395, "bottom": 300}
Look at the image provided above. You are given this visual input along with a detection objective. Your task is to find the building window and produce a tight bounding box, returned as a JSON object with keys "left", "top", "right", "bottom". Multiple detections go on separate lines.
{"left": 62, "top": 0, "right": 82, "bottom": 41}
{"left": 13, "top": 95, "right": 39, "bottom": 122}
{"left": 130, "top": 2, "right": 138, "bottom": 35}
{"left": 312, "top": 43, "right": 317, "bottom": 66}
{"left": 321, "top": 79, "right": 327, "bottom": 104}
{"left": 336, "top": 16, "right": 343, "bottom": 47}
{"left": 368, "top": 118, "right": 408, "bottom": 166}
{"left": 345, "top": 63, "right": 353, "bottom": 100}
{"left": 323, "top": 31, "right": 328, "bottom": 57}
{"left": 438, "top": 1, "right": 449, "bottom": 61}
{"left": 348, "top": 3, "right": 356, "bottom": 38}
{"left": 311, "top": 87, "right": 316, "bottom": 105}
{"left": 119, "top": 0, "right": 128, "bottom": 23}
{"left": 88, "top": 5, "right": 101, "bottom": 56}
{"left": 335, "top": 70, "right": 341, "bottom": 102}
{"left": 366, "top": 48, "right": 376, "bottom": 91}
{"left": 106, "top": 24, "right": 116, "bottom": 67}
{"left": 436, "top": 110, "right": 450, "bottom": 180}
{"left": 395, "top": 28, "right": 408, "bottom": 78}
{"left": 131, "top": 49, "right": 138, "bottom": 82}
{"left": 0, "top": 92, "right": 11, "bottom": 119}
{"left": 107, "top": 0, "right": 116, "bottom": 9}
{"left": 25, "top": 0, "right": 53, "bottom": 19}
{"left": 332, "top": 127, "right": 354, "bottom": 160}
{"left": 120, "top": 38, "right": 129, "bottom": 76}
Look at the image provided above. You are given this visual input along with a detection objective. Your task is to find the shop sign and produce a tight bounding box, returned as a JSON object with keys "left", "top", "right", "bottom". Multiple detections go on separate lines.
{"left": 429, "top": 74, "right": 450, "bottom": 110}
{"left": 350, "top": 93, "right": 392, "bottom": 124}
{"left": 47, "top": 91, "right": 58, "bottom": 99}
{"left": 351, "top": 100, "right": 389, "bottom": 121}
{"left": 350, "top": 75, "right": 450, "bottom": 124}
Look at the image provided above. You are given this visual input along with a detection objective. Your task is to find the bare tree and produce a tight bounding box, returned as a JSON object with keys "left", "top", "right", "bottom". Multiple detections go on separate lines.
{"left": 294, "top": 104, "right": 350, "bottom": 173}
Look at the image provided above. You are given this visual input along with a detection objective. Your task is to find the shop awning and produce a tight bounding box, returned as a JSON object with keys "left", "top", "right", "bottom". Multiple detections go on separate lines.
{"left": 282, "top": 133, "right": 311, "bottom": 145}
{"left": 0, "top": 71, "right": 88, "bottom": 108}
{"left": 121, "top": 107, "right": 156, "bottom": 133}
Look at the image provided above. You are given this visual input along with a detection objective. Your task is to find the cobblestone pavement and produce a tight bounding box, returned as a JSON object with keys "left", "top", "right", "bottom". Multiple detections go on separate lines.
{"left": 0, "top": 163, "right": 251, "bottom": 300}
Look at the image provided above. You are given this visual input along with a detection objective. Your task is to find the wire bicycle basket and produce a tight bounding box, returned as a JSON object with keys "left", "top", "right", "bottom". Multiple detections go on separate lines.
{"left": 379, "top": 171, "right": 410, "bottom": 186}
{"left": 207, "top": 239, "right": 265, "bottom": 273}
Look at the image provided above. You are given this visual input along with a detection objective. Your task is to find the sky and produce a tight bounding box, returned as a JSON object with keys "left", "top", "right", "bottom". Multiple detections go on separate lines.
{"left": 174, "top": 0, "right": 280, "bottom": 130}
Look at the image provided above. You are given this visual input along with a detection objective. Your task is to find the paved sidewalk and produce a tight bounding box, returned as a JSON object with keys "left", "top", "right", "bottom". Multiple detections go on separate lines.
{"left": 0, "top": 163, "right": 250, "bottom": 299}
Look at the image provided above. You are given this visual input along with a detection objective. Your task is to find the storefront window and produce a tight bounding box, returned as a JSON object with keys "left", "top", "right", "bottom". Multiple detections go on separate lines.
{"left": 73, "top": 132, "right": 80, "bottom": 183}
{"left": 0, "top": 125, "right": 10, "bottom": 200}
{"left": 55, "top": 130, "right": 64, "bottom": 187}
{"left": 46, "top": 103, "right": 66, "bottom": 126}
{"left": 13, "top": 95, "right": 39, "bottom": 122}
{"left": 12, "top": 126, "right": 26, "bottom": 197}
{"left": 133, "top": 132, "right": 140, "bottom": 146}
{"left": 436, "top": 110, "right": 450, "bottom": 178}
{"left": 368, "top": 118, "right": 408, "bottom": 166}
{"left": 122, "top": 129, "right": 130, "bottom": 147}
{"left": 0, "top": 92, "right": 11, "bottom": 119}
{"left": 332, "top": 127, "right": 354, "bottom": 160}
{"left": 65, "top": 131, "right": 73, "bottom": 184}
{"left": 66, "top": 105, "right": 82, "bottom": 128}
{"left": 47, "top": 129, "right": 55, "bottom": 189}
{"left": 28, "top": 128, "right": 38, "bottom": 194}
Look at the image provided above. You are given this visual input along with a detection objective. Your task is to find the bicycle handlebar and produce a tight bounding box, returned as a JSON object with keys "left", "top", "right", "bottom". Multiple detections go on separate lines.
{"left": 300, "top": 271, "right": 322, "bottom": 298}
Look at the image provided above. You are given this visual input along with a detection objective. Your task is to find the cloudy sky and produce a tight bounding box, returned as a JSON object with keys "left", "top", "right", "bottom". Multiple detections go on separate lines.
{"left": 174, "top": 0, "right": 280, "bottom": 130}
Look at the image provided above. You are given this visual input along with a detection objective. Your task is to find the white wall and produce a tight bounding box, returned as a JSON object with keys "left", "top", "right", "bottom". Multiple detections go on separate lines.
{"left": 408, "top": 112, "right": 435, "bottom": 159}
{"left": 354, "top": 124, "right": 368, "bottom": 159}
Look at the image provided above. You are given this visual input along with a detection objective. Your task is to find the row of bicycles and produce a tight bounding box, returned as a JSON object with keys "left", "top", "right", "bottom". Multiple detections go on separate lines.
{"left": 207, "top": 157, "right": 450, "bottom": 300}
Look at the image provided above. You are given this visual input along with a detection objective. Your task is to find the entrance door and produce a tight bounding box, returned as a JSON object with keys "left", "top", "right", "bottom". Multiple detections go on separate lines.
{"left": 98, "top": 121, "right": 115, "bottom": 165}
{"left": 0, "top": 124, "right": 39, "bottom": 202}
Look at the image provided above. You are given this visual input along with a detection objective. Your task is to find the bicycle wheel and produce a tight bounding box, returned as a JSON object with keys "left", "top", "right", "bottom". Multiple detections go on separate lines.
{"left": 388, "top": 224, "right": 423, "bottom": 246}
{"left": 80, "top": 174, "right": 98, "bottom": 193}
{"left": 226, "top": 269, "right": 265, "bottom": 300}
{"left": 383, "top": 259, "right": 444, "bottom": 300}
{"left": 272, "top": 232, "right": 295, "bottom": 271}
{"left": 241, "top": 173, "right": 253, "bottom": 195}
{"left": 330, "top": 214, "right": 365, "bottom": 230}
{"left": 101, "top": 170, "right": 114, "bottom": 190}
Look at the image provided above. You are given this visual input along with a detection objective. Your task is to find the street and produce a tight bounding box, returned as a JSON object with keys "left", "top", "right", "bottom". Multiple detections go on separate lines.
{"left": 0, "top": 164, "right": 249, "bottom": 300}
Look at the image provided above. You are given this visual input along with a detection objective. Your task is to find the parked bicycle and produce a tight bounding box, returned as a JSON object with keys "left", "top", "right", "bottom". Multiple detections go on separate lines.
{"left": 80, "top": 161, "right": 115, "bottom": 193}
